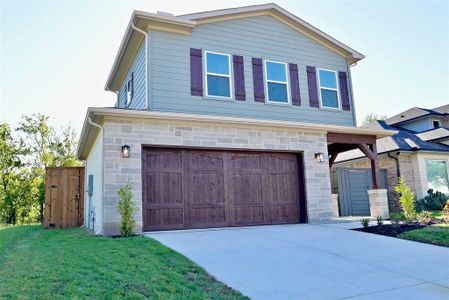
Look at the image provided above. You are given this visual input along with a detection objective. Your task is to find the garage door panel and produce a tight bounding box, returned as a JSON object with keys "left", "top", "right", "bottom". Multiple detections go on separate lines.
{"left": 229, "top": 154, "right": 262, "bottom": 170}
{"left": 230, "top": 173, "right": 263, "bottom": 205}
{"left": 146, "top": 208, "right": 184, "bottom": 230}
{"left": 271, "top": 204, "right": 300, "bottom": 223}
{"left": 189, "top": 207, "right": 226, "bottom": 227}
{"left": 144, "top": 150, "right": 182, "bottom": 170}
{"left": 188, "top": 152, "right": 224, "bottom": 171}
{"left": 145, "top": 172, "right": 183, "bottom": 205}
{"left": 189, "top": 174, "right": 225, "bottom": 205}
{"left": 233, "top": 205, "right": 266, "bottom": 225}
{"left": 143, "top": 148, "right": 304, "bottom": 231}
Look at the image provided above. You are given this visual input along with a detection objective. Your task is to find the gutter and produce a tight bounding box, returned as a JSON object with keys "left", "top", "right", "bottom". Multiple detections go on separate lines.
{"left": 87, "top": 116, "right": 104, "bottom": 234}
{"left": 130, "top": 22, "right": 149, "bottom": 110}
{"left": 388, "top": 152, "right": 401, "bottom": 177}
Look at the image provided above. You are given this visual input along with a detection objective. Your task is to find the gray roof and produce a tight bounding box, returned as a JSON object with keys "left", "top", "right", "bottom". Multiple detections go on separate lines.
{"left": 416, "top": 127, "right": 449, "bottom": 142}
{"left": 385, "top": 105, "right": 448, "bottom": 126}
{"left": 336, "top": 120, "right": 449, "bottom": 162}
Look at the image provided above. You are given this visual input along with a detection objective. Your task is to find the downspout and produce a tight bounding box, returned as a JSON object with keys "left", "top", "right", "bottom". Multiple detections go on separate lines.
{"left": 388, "top": 152, "right": 401, "bottom": 177}
{"left": 88, "top": 116, "right": 103, "bottom": 233}
{"left": 131, "top": 22, "right": 149, "bottom": 110}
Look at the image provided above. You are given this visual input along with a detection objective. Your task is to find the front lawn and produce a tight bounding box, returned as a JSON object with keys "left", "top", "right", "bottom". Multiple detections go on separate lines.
{"left": 0, "top": 225, "right": 247, "bottom": 299}
{"left": 399, "top": 224, "right": 449, "bottom": 247}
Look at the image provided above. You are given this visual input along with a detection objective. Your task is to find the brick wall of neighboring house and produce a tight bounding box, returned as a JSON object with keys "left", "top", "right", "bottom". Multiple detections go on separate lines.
{"left": 334, "top": 152, "right": 418, "bottom": 213}
{"left": 100, "top": 118, "right": 332, "bottom": 235}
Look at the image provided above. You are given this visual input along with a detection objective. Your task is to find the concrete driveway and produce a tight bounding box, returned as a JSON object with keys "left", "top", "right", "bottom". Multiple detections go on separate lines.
{"left": 146, "top": 224, "right": 449, "bottom": 300}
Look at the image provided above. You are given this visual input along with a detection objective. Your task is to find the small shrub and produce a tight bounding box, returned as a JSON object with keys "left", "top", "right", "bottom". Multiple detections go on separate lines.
{"left": 360, "top": 218, "right": 370, "bottom": 228}
{"left": 443, "top": 200, "right": 449, "bottom": 214}
{"left": 117, "top": 183, "right": 137, "bottom": 237}
{"left": 416, "top": 189, "right": 448, "bottom": 211}
{"left": 390, "top": 212, "right": 404, "bottom": 225}
{"left": 395, "top": 177, "right": 416, "bottom": 223}
{"left": 376, "top": 216, "right": 383, "bottom": 226}
{"left": 416, "top": 211, "right": 432, "bottom": 226}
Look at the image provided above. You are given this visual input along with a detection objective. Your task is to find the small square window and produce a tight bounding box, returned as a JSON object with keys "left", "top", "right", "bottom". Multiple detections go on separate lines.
{"left": 433, "top": 120, "right": 441, "bottom": 128}
{"left": 425, "top": 160, "right": 449, "bottom": 194}
{"left": 318, "top": 69, "right": 340, "bottom": 109}
{"left": 265, "top": 60, "right": 289, "bottom": 104}
{"left": 205, "top": 51, "right": 232, "bottom": 98}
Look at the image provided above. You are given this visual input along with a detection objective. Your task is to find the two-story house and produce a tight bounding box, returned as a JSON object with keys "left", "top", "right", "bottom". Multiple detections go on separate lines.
{"left": 76, "top": 4, "right": 393, "bottom": 235}
{"left": 335, "top": 105, "right": 449, "bottom": 213}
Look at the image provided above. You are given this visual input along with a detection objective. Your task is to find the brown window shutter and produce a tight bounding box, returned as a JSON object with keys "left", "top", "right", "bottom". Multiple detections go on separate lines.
{"left": 289, "top": 63, "right": 301, "bottom": 106}
{"left": 307, "top": 66, "right": 319, "bottom": 108}
{"left": 190, "top": 48, "right": 203, "bottom": 96}
{"left": 252, "top": 58, "right": 265, "bottom": 102}
{"left": 339, "top": 71, "right": 350, "bottom": 111}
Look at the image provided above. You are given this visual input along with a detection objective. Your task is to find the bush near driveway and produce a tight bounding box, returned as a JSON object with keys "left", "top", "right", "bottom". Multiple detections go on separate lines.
{"left": 0, "top": 225, "right": 247, "bottom": 299}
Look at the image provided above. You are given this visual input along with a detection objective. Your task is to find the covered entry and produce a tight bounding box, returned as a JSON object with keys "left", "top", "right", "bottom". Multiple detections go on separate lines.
{"left": 142, "top": 147, "right": 306, "bottom": 231}
{"left": 332, "top": 168, "right": 388, "bottom": 216}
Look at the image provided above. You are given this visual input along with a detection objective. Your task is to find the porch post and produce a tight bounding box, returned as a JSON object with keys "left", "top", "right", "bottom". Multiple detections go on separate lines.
{"left": 369, "top": 143, "right": 379, "bottom": 189}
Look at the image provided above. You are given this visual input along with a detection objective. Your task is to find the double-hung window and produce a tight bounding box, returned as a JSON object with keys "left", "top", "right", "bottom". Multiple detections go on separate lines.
{"left": 425, "top": 159, "right": 449, "bottom": 194}
{"left": 265, "top": 60, "right": 289, "bottom": 104}
{"left": 205, "top": 51, "right": 232, "bottom": 98}
{"left": 318, "top": 69, "right": 340, "bottom": 109}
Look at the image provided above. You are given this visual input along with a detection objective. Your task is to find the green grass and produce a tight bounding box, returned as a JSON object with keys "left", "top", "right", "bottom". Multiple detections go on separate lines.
{"left": 0, "top": 225, "right": 248, "bottom": 299}
{"left": 399, "top": 224, "right": 449, "bottom": 247}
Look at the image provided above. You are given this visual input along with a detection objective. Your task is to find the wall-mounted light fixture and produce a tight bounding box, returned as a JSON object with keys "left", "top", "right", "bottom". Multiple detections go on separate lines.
{"left": 121, "top": 145, "right": 130, "bottom": 158}
{"left": 315, "top": 152, "right": 324, "bottom": 163}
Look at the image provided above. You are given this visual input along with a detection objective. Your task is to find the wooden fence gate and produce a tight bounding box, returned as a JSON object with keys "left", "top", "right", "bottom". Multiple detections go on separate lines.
{"left": 45, "top": 167, "right": 85, "bottom": 229}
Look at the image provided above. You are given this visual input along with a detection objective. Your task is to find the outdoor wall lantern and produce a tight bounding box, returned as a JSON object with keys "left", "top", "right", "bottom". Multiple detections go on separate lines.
{"left": 122, "top": 145, "right": 130, "bottom": 158}
{"left": 315, "top": 152, "right": 325, "bottom": 163}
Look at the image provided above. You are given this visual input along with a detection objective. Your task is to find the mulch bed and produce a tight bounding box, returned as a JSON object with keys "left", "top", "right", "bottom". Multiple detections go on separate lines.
{"left": 353, "top": 224, "right": 425, "bottom": 237}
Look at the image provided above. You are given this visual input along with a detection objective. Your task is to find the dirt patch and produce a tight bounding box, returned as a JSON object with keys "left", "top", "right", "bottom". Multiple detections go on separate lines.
{"left": 353, "top": 224, "right": 425, "bottom": 237}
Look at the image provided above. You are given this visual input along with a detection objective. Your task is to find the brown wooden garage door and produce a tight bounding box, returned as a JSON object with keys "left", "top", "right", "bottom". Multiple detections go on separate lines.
{"left": 142, "top": 148, "right": 306, "bottom": 231}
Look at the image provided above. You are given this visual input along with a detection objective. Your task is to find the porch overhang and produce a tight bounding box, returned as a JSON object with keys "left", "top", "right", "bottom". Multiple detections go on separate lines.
{"left": 327, "top": 132, "right": 385, "bottom": 189}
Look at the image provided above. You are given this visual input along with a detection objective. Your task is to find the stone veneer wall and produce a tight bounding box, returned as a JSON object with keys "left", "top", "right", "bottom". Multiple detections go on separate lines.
{"left": 334, "top": 153, "right": 417, "bottom": 212}
{"left": 100, "top": 118, "right": 332, "bottom": 235}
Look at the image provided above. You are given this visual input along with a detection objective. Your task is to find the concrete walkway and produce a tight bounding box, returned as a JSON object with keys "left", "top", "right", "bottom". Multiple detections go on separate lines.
{"left": 146, "top": 224, "right": 449, "bottom": 300}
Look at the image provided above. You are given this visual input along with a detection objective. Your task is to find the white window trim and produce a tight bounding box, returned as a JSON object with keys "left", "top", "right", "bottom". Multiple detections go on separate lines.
{"left": 432, "top": 119, "right": 441, "bottom": 128}
{"left": 264, "top": 60, "right": 290, "bottom": 105}
{"left": 204, "top": 50, "right": 233, "bottom": 100}
{"left": 424, "top": 159, "right": 449, "bottom": 194}
{"left": 317, "top": 68, "right": 341, "bottom": 110}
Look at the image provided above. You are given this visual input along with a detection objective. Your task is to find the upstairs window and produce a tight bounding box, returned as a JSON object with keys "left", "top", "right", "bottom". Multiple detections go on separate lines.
{"left": 318, "top": 69, "right": 340, "bottom": 109}
{"left": 433, "top": 120, "right": 441, "bottom": 128}
{"left": 125, "top": 72, "right": 134, "bottom": 106}
{"left": 265, "top": 60, "right": 289, "bottom": 104}
{"left": 205, "top": 51, "right": 232, "bottom": 98}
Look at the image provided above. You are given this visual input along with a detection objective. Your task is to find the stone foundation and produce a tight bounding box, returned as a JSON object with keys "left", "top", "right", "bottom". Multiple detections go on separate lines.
{"left": 332, "top": 194, "right": 339, "bottom": 217}
{"left": 368, "top": 189, "right": 389, "bottom": 219}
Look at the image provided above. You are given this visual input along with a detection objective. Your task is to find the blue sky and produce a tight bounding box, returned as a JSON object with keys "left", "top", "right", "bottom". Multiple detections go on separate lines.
{"left": 1, "top": 0, "right": 448, "bottom": 132}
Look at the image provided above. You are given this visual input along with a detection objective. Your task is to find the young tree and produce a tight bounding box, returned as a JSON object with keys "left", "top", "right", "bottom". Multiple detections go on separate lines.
{"left": 16, "top": 114, "right": 82, "bottom": 223}
{"left": 362, "top": 113, "right": 387, "bottom": 125}
{"left": 0, "top": 123, "right": 29, "bottom": 224}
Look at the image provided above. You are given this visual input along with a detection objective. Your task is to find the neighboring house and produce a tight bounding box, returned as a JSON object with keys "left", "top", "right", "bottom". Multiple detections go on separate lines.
{"left": 76, "top": 3, "right": 393, "bottom": 235}
{"left": 334, "top": 105, "right": 449, "bottom": 212}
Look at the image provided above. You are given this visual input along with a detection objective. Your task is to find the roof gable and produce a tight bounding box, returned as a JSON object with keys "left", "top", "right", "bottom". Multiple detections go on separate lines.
{"left": 105, "top": 3, "right": 364, "bottom": 91}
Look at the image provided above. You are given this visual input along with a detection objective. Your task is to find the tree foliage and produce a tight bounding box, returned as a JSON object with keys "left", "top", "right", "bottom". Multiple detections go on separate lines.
{"left": 0, "top": 114, "right": 82, "bottom": 224}
{"left": 362, "top": 113, "right": 387, "bottom": 125}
